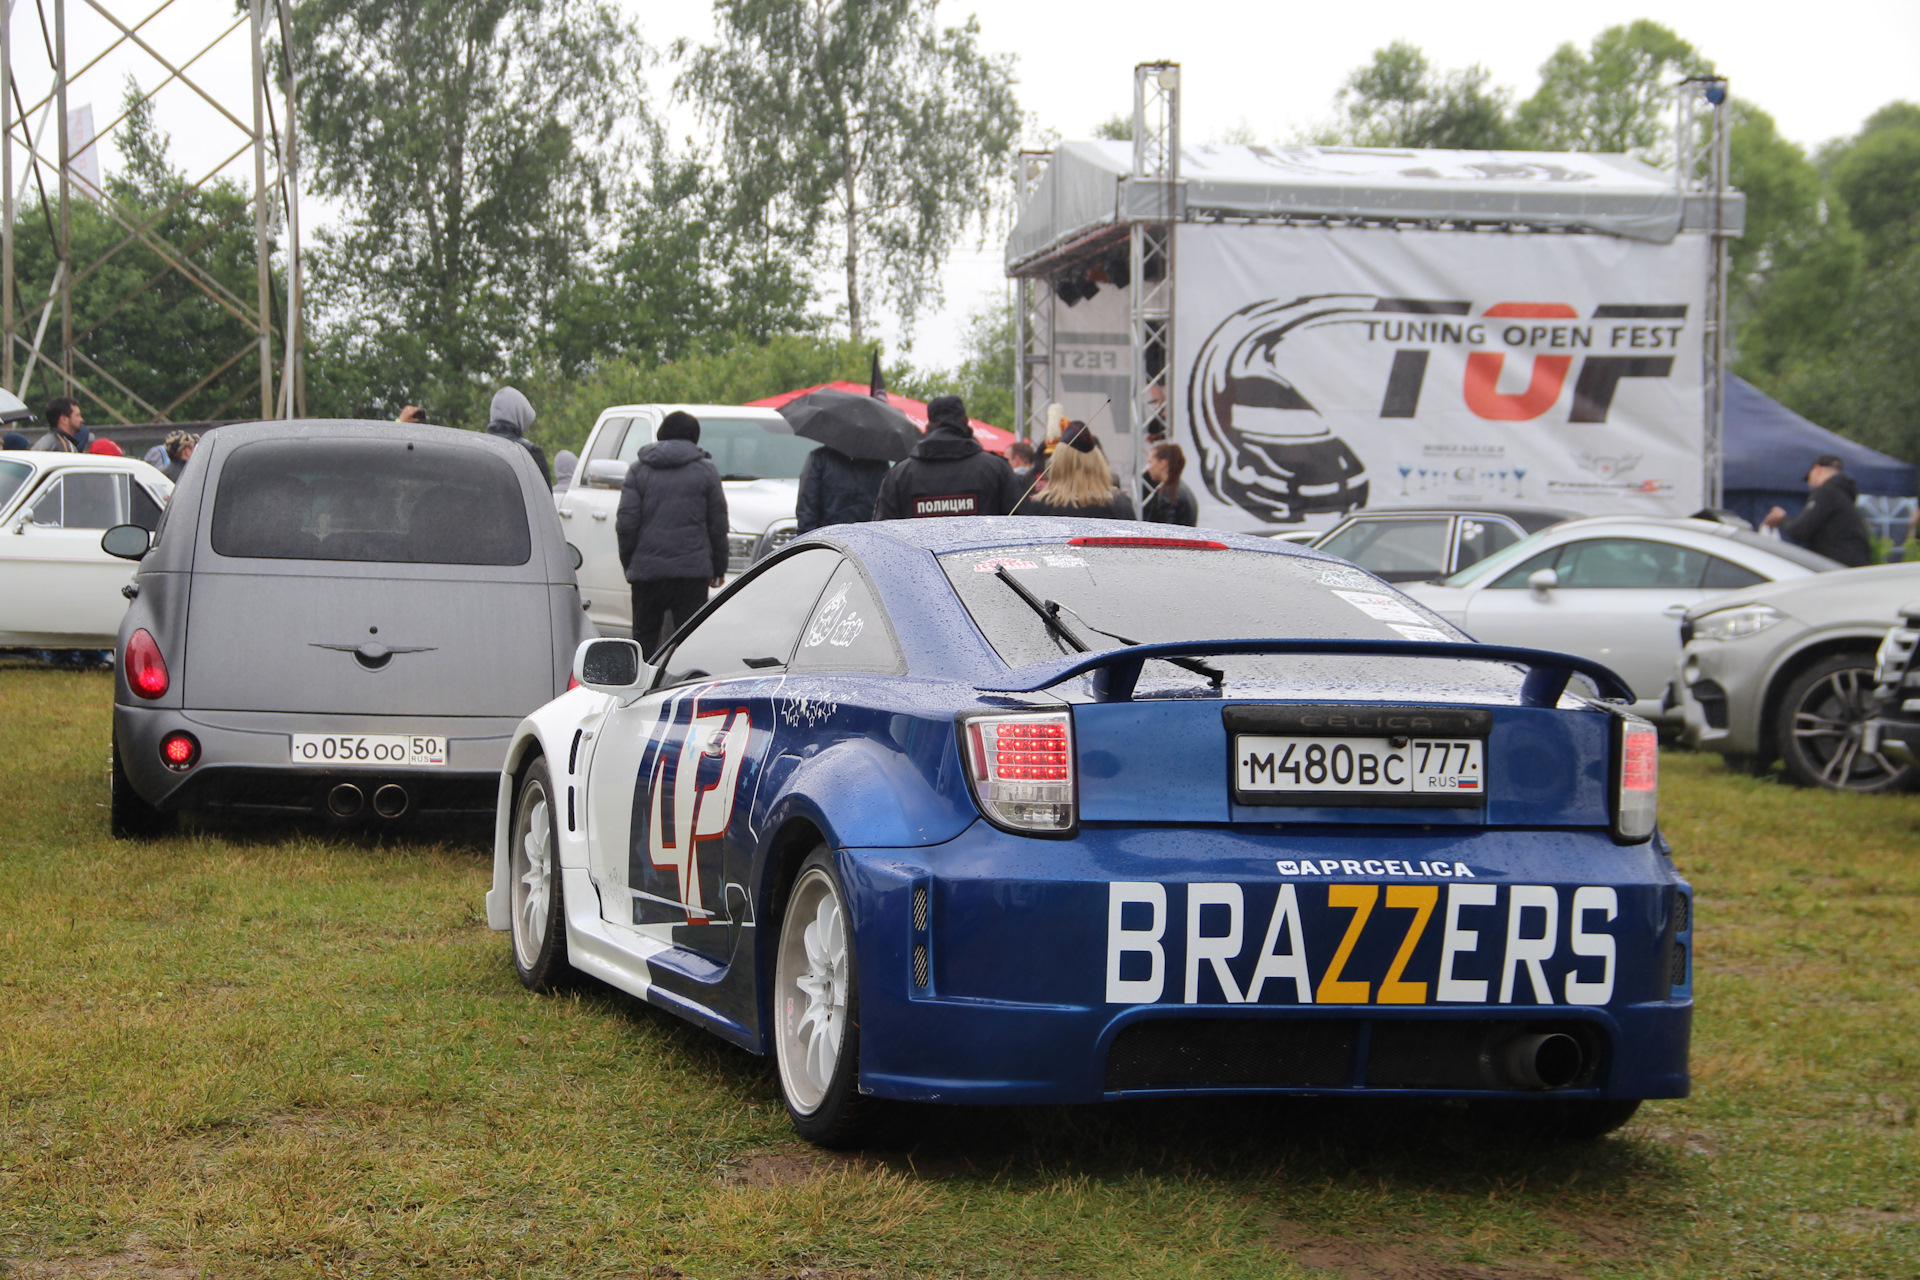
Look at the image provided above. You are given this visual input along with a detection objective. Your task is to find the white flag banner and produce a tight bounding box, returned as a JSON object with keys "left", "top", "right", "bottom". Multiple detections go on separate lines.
{"left": 1173, "top": 223, "right": 1708, "bottom": 530}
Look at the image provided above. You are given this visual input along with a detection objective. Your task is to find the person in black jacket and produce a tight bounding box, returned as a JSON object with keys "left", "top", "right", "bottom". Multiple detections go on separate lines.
{"left": 485, "top": 387, "right": 551, "bottom": 487}
{"left": 616, "top": 411, "right": 730, "bottom": 659}
{"left": 1141, "top": 441, "right": 1200, "bottom": 526}
{"left": 1012, "top": 421, "right": 1136, "bottom": 520}
{"left": 873, "top": 395, "right": 1019, "bottom": 519}
{"left": 1763, "top": 455, "right": 1873, "bottom": 567}
{"left": 796, "top": 444, "right": 890, "bottom": 532}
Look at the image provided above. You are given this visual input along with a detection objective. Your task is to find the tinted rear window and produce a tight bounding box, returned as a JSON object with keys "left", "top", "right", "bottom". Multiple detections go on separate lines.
{"left": 940, "top": 543, "right": 1521, "bottom": 697}
{"left": 211, "top": 438, "right": 532, "bottom": 565}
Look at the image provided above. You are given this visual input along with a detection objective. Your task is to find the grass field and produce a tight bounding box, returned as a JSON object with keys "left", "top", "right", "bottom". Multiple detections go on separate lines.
{"left": 1, "top": 663, "right": 1915, "bottom": 1279}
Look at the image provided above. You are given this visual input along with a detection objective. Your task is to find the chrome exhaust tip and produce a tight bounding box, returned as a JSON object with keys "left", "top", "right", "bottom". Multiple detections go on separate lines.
{"left": 372, "top": 783, "right": 409, "bottom": 820}
{"left": 1502, "top": 1032, "right": 1585, "bottom": 1090}
{"left": 326, "top": 783, "right": 364, "bottom": 819}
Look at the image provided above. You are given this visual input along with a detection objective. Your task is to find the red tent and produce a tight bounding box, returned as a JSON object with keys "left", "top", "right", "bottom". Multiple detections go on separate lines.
{"left": 745, "top": 381, "right": 1016, "bottom": 454}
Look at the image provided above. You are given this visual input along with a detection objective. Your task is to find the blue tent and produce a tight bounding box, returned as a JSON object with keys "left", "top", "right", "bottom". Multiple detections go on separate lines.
{"left": 1723, "top": 376, "right": 1916, "bottom": 542}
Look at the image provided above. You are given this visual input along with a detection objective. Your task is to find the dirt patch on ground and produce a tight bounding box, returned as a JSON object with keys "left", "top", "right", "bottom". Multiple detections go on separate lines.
{"left": 717, "top": 1148, "right": 878, "bottom": 1188}
{"left": 5, "top": 1235, "right": 201, "bottom": 1278}
{"left": 1543, "top": 1210, "right": 1657, "bottom": 1261}
{"left": 1264, "top": 1220, "right": 1583, "bottom": 1280}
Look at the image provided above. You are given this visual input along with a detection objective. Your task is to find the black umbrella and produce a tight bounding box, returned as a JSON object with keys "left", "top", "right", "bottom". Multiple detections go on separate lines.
{"left": 777, "top": 387, "right": 922, "bottom": 463}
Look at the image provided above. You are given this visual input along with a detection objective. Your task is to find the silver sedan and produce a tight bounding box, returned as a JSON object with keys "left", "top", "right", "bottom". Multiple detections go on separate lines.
{"left": 1675, "top": 563, "right": 1920, "bottom": 791}
{"left": 1404, "top": 516, "right": 1840, "bottom": 723}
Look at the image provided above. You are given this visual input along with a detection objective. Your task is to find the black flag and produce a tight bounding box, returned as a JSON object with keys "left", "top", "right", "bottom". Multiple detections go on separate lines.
{"left": 870, "top": 348, "right": 889, "bottom": 405}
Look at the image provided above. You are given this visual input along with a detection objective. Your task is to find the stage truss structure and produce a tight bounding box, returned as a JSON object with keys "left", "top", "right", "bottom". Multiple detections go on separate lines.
{"left": 0, "top": 0, "right": 303, "bottom": 425}
{"left": 1677, "top": 75, "right": 1732, "bottom": 510}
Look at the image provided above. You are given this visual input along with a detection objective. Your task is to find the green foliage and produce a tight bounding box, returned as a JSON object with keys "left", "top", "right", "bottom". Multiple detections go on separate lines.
{"left": 681, "top": 0, "right": 1020, "bottom": 343}
{"left": 291, "top": 0, "right": 640, "bottom": 427}
{"left": 1092, "top": 113, "right": 1132, "bottom": 142}
{"left": 895, "top": 295, "right": 1015, "bottom": 430}
{"left": 6, "top": 79, "right": 269, "bottom": 424}
{"left": 519, "top": 332, "right": 878, "bottom": 456}
{"left": 1831, "top": 125, "right": 1920, "bottom": 262}
{"left": 1335, "top": 41, "right": 1516, "bottom": 149}
{"left": 1517, "top": 20, "right": 1712, "bottom": 161}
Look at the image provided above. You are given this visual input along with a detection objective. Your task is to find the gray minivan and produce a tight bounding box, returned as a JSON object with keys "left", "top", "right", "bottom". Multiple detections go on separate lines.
{"left": 106, "top": 420, "right": 591, "bottom": 836}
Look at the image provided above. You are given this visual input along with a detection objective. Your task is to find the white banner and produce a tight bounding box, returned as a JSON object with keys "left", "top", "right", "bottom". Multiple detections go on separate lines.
{"left": 1172, "top": 223, "right": 1707, "bottom": 530}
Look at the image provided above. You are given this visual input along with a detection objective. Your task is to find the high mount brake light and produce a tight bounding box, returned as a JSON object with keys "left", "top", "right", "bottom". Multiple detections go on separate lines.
{"left": 125, "top": 628, "right": 168, "bottom": 699}
{"left": 1067, "top": 536, "right": 1228, "bottom": 550}
{"left": 961, "top": 710, "right": 1075, "bottom": 834}
{"left": 1615, "top": 718, "right": 1659, "bottom": 842}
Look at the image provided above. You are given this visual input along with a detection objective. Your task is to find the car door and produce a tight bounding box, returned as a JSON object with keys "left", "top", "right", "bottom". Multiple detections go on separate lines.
{"left": 557, "top": 413, "right": 639, "bottom": 634}
{"left": 1461, "top": 536, "right": 1712, "bottom": 705}
{"left": 0, "top": 468, "right": 145, "bottom": 642}
{"left": 586, "top": 547, "right": 842, "bottom": 966}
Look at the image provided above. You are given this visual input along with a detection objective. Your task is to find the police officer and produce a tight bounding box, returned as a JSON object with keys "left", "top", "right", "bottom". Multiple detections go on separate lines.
{"left": 873, "top": 395, "right": 1020, "bottom": 519}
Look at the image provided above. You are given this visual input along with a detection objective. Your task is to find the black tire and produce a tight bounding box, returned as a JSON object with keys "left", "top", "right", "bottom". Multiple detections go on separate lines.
{"left": 773, "top": 847, "right": 872, "bottom": 1148}
{"left": 508, "top": 758, "right": 572, "bottom": 991}
{"left": 1775, "top": 653, "right": 1919, "bottom": 793}
{"left": 110, "top": 733, "right": 175, "bottom": 839}
{"left": 1471, "top": 1098, "right": 1642, "bottom": 1141}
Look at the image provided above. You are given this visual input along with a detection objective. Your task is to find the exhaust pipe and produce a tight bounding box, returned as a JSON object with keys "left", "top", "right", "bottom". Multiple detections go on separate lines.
{"left": 1502, "top": 1032, "right": 1585, "bottom": 1089}
{"left": 326, "top": 783, "right": 364, "bottom": 819}
{"left": 372, "top": 784, "right": 410, "bottom": 820}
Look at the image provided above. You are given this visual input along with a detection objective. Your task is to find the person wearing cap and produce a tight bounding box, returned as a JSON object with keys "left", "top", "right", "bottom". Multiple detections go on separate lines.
{"left": 1, "top": 431, "right": 29, "bottom": 451}
{"left": 1012, "top": 421, "right": 1136, "bottom": 520}
{"left": 616, "top": 410, "right": 730, "bottom": 660}
{"left": 872, "top": 394, "right": 1020, "bottom": 520}
{"left": 1763, "top": 454, "right": 1873, "bottom": 567}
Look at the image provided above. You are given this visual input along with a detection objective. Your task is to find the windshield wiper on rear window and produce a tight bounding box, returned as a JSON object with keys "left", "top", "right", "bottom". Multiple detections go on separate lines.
{"left": 991, "top": 566, "right": 1223, "bottom": 687}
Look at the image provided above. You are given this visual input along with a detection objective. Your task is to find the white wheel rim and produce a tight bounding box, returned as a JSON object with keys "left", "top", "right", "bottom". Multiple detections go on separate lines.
{"left": 775, "top": 866, "right": 848, "bottom": 1114}
{"left": 511, "top": 782, "right": 552, "bottom": 969}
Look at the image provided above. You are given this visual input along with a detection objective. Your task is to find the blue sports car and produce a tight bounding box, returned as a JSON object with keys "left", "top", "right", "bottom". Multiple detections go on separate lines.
{"left": 487, "top": 518, "right": 1690, "bottom": 1146}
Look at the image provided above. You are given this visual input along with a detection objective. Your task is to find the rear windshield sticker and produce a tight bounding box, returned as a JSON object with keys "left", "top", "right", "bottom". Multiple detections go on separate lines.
{"left": 972, "top": 557, "right": 1037, "bottom": 573}
{"left": 1317, "top": 568, "right": 1377, "bottom": 590}
{"left": 1390, "top": 624, "right": 1452, "bottom": 643}
{"left": 1330, "top": 589, "right": 1429, "bottom": 626}
{"left": 1042, "top": 554, "right": 1087, "bottom": 568}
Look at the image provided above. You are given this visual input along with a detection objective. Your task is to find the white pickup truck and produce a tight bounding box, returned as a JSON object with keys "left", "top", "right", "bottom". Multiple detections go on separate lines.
{"left": 556, "top": 403, "right": 820, "bottom": 637}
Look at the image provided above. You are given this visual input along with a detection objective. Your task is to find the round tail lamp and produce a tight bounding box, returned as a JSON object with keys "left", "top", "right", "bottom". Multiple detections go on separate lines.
{"left": 159, "top": 731, "right": 200, "bottom": 771}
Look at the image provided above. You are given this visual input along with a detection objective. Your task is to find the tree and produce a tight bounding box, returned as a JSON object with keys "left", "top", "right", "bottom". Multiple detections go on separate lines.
{"left": 1092, "top": 113, "right": 1131, "bottom": 142}
{"left": 1831, "top": 124, "right": 1920, "bottom": 263}
{"left": 899, "top": 295, "right": 1015, "bottom": 429}
{"left": 1333, "top": 43, "right": 1515, "bottom": 149}
{"left": 682, "top": 0, "right": 1020, "bottom": 345}
{"left": 7, "top": 79, "right": 268, "bottom": 423}
{"left": 1517, "top": 20, "right": 1712, "bottom": 160}
{"left": 292, "top": 0, "right": 640, "bottom": 426}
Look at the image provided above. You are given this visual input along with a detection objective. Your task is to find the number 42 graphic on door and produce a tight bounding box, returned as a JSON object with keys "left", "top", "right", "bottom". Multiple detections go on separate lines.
{"left": 648, "top": 704, "right": 752, "bottom": 920}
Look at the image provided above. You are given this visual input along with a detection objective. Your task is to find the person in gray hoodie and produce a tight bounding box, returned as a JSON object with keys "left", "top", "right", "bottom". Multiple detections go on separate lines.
{"left": 485, "top": 386, "right": 550, "bottom": 487}
{"left": 615, "top": 411, "right": 731, "bottom": 659}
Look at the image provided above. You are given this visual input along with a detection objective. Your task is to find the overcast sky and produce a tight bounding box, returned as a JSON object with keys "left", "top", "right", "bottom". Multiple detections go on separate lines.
{"left": 12, "top": 1, "right": 1918, "bottom": 379}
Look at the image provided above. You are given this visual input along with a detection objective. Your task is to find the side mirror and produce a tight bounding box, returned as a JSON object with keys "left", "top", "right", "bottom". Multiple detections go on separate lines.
{"left": 1527, "top": 567, "right": 1559, "bottom": 595}
{"left": 566, "top": 542, "right": 583, "bottom": 571}
{"left": 583, "top": 459, "right": 627, "bottom": 489}
{"left": 573, "top": 637, "right": 652, "bottom": 702}
{"left": 101, "top": 523, "right": 152, "bottom": 561}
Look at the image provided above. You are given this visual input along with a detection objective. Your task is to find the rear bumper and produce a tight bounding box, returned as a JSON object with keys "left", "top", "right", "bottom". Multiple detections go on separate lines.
{"left": 114, "top": 703, "right": 519, "bottom": 812}
{"left": 841, "top": 821, "right": 1692, "bottom": 1106}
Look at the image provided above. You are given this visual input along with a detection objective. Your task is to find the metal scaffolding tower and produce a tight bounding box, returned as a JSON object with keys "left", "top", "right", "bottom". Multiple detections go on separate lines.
{"left": 1677, "top": 75, "right": 1731, "bottom": 510}
{"left": 0, "top": 0, "right": 302, "bottom": 425}
{"left": 1127, "top": 61, "right": 1178, "bottom": 508}
{"left": 1011, "top": 147, "right": 1052, "bottom": 445}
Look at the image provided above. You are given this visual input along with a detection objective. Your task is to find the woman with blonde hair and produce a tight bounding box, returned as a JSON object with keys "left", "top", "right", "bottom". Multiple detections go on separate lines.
{"left": 1012, "top": 421, "right": 1135, "bottom": 520}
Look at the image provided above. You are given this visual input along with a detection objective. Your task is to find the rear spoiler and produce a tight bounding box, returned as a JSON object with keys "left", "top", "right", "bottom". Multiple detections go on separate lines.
{"left": 974, "top": 639, "right": 1635, "bottom": 707}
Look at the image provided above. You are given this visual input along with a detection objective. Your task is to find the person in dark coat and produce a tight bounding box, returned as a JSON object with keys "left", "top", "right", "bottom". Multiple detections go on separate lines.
{"left": 29, "top": 397, "right": 88, "bottom": 452}
{"left": 1012, "top": 421, "right": 1135, "bottom": 520}
{"left": 873, "top": 395, "right": 1019, "bottom": 519}
{"left": 484, "top": 386, "right": 551, "bottom": 487}
{"left": 1763, "top": 455, "right": 1873, "bottom": 567}
{"left": 796, "top": 444, "right": 889, "bottom": 532}
{"left": 1141, "top": 441, "right": 1199, "bottom": 526}
{"left": 616, "top": 411, "right": 730, "bottom": 659}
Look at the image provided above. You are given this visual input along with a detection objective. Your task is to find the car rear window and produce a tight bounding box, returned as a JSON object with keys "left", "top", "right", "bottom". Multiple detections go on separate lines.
{"left": 616, "top": 415, "right": 819, "bottom": 480}
{"left": 940, "top": 542, "right": 1523, "bottom": 697}
{"left": 210, "top": 438, "right": 532, "bottom": 565}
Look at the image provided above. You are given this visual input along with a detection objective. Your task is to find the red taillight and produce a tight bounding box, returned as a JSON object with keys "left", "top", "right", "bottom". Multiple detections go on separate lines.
{"left": 125, "top": 628, "right": 168, "bottom": 699}
{"left": 960, "top": 711, "right": 1075, "bottom": 833}
{"left": 159, "top": 731, "right": 199, "bottom": 771}
{"left": 1067, "top": 536, "right": 1228, "bottom": 549}
{"left": 1615, "top": 719, "right": 1658, "bottom": 842}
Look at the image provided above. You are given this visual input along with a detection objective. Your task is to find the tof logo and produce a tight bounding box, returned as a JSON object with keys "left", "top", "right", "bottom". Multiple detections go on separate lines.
{"left": 1187, "top": 295, "right": 1688, "bottom": 523}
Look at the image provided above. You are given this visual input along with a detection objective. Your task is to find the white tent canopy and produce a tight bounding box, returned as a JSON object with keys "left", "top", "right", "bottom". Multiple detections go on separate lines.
{"left": 1007, "top": 141, "right": 1745, "bottom": 272}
